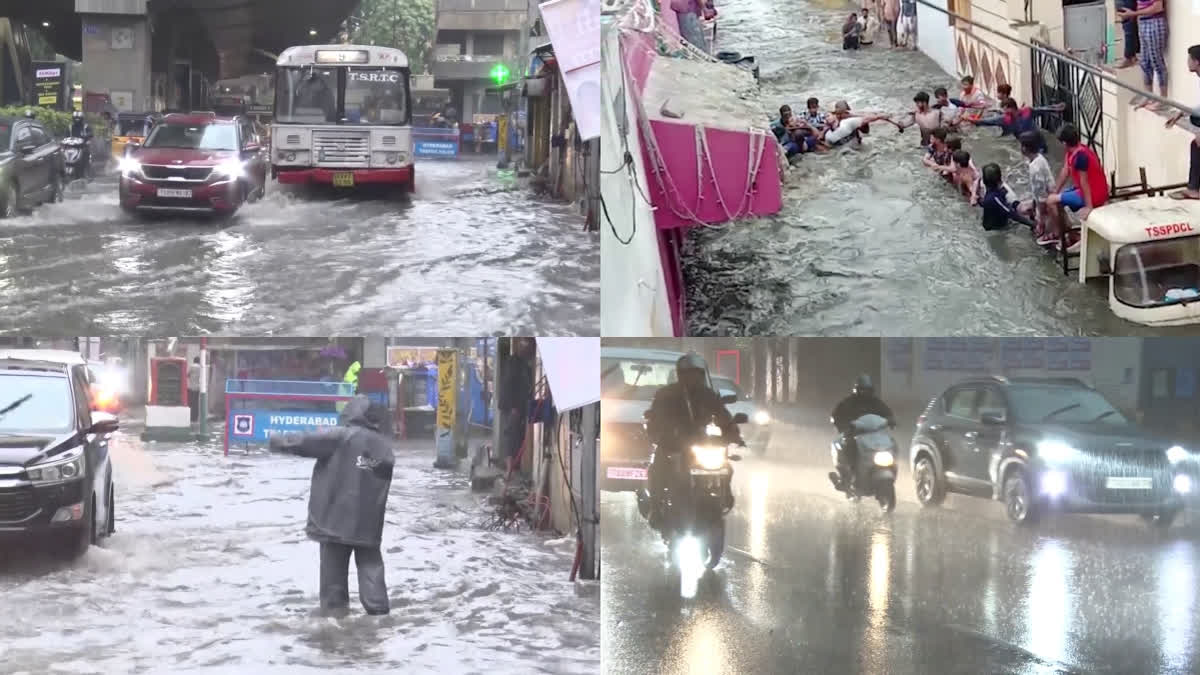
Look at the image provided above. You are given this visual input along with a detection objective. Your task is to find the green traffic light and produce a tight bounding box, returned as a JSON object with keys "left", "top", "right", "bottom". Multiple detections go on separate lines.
{"left": 490, "top": 63, "right": 510, "bottom": 85}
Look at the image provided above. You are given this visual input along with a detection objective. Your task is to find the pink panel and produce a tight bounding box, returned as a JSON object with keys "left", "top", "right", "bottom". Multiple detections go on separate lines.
{"left": 640, "top": 120, "right": 782, "bottom": 230}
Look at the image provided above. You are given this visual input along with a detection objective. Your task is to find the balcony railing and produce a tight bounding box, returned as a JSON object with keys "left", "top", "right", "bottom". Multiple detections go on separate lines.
{"left": 437, "top": 0, "right": 526, "bottom": 11}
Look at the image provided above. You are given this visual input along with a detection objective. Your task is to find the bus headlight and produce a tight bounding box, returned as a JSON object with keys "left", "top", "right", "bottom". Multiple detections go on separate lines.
{"left": 691, "top": 445, "right": 728, "bottom": 471}
{"left": 386, "top": 152, "right": 399, "bottom": 164}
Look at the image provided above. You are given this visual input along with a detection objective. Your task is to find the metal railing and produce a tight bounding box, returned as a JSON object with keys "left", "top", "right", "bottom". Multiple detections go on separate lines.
{"left": 1030, "top": 41, "right": 1105, "bottom": 156}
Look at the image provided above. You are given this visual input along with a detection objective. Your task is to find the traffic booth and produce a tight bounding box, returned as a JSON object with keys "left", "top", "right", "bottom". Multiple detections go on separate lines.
{"left": 224, "top": 379, "right": 354, "bottom": 455}
{"left": 142, "top": 357, "right": 192, "bottom": 441}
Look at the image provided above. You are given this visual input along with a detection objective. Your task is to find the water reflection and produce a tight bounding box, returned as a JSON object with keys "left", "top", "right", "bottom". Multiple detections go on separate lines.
{"left": 865, "top": 528, "right": 892, "bottom": 657}
{"left": 681, "top": 611, "right": 730, "bottom": 675}
{"left": 1027, "top": 539, "right": 1071, "bottom": 664}
{"left": 1157, "top": 541, "right": 1197, "bottom": 670}
{"left": 744, "top": 471, "right": 770, "bottom": 623}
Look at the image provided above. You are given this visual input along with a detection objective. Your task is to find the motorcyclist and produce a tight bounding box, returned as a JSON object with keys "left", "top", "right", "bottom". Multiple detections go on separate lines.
{"left": 23, "top": 108, "right": 35, "bottom": 119}
{"left": 831, "top": 374, "right": 895, "bottom": 489}
{"left": 67, "top": 111, "right": 93, "bottom": 175}
{"left": 644, "top": 353, "right": 742, "bottom": 526}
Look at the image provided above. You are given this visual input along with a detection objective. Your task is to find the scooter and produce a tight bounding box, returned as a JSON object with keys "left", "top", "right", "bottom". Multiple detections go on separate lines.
{"left": 61, "top": 137, "right": 91, "bottom": 182}
{"left": 829, "top": 414, "right": 898, "bottom": 513}
{"left": 637, "top": 412, "right": 747, "bottom": 570}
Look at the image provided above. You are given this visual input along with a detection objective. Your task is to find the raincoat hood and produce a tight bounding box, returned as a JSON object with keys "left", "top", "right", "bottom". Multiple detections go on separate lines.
{"left": 340, "top": 395, "right": 387, "bottom": 432}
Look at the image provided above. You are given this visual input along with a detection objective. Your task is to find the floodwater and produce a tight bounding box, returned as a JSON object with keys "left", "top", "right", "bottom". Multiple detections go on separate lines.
{"left": 0, "top": 426, "right": 598, "bottom": 674}
{"left": 0, "top": 159, "right": 598, "bottom": 335}
{"left": 602, "top": 409, "right": 1200, "bottom": 674}
{"left": 682, "top": 0, "right": 1183, "bottom": 336}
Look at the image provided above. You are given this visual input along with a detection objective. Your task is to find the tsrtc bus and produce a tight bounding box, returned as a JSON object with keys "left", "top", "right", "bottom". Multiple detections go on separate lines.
{"left": 270, "top": 45, "right": 414, "bottom": 191}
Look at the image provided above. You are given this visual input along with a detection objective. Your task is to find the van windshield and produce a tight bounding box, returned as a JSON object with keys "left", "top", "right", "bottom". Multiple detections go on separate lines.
{"left": 1113, "top": 237, "right": 1200, "bottom": 308}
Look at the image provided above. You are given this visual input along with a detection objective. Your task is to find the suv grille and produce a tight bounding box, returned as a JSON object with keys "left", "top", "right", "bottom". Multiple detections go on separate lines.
{"left": 142, "top": 165, "right": 213, "bottom": 181}
{"left": 1076, "top": 449, "right": 1170, "bottom": 504}
{"left": 0, "top": 486, "right": 37, "bottom": 522}
{"left": 313, "top": 130, "right": 370, "bottom": 167}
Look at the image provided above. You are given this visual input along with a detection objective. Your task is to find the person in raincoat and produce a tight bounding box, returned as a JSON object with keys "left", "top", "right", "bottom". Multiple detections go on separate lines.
{"left": 336, "top": 360, "right": 361, "bottom": 413}
{"left": 269, "top": 396, "right": 395, "bottom": 615}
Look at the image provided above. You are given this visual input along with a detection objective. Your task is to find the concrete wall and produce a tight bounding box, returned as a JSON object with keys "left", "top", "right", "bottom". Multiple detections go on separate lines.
{"left": 880, "top": 338, "right": 1143, "bottom": 416}
{"left": 80, "top": 14, "right": 152, "bottom": 112}
{"left": 916, "top": 0, "right": 957, "bottom": 77}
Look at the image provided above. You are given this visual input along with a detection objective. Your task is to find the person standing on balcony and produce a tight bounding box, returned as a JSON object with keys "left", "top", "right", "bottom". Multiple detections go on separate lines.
{"left": 1118, "top": 0, "right": 1168, "bottom": 108}
{"left": 1166, "top": 45, "right": 1200, "bottom": 201}
{"left": 1113, "top": 0, "right": 1140, "bottom": 69}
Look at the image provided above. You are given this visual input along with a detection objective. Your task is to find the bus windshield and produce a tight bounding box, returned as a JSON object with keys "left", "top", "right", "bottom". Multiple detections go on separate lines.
{"left": 275, "top": 66, "right": 409, "bottom": 125}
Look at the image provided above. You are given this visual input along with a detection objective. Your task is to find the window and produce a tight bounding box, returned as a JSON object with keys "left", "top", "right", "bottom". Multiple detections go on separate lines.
{"left": 473, "top": 32, "right": 506, "bottom": 57}
{"left": 601, "top": 357, "right": 694, "bottom": 401}
{"left": 344, "top": 68, "right": 408, "bottom": 125}
{"left": 0, "top": 374, "right": 74, "bottom": 433}
{"left": 977, "top": 387, "right": 1006, "bottom": 419}
{"left": 276, "top": 67, "right": 339, "bottom": 124}
{"left": 945, "top": 388, "right": 978, "bottom": 419}
{"left": 143, "top": 123, "right": 238, "bottom": 151}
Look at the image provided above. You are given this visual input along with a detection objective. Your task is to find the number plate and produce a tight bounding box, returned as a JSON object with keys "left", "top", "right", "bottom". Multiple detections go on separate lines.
{"left": 1106, "top": 476, "right": 1153, "bottom": 490}
{"left": 156, "top": 188, "right": 192, "bottom": 199}
{"left": 332, "top": 172, "right": 355, "bottom": 187}
{"left": 607, "top": 466, "right": 647, "bottom": 481}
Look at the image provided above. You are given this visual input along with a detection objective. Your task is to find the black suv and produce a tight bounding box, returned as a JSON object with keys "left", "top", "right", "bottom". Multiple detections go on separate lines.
{"left": 0, "top": 116, "right": 65, "bottom": 218}
{"left": 0, "top": 350, "right": 119, "bottom": 558}
{"left": 910, "top": 376, "right": 1190, "bottom": 527}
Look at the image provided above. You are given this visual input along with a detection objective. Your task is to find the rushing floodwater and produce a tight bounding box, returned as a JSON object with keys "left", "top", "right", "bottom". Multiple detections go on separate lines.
{"left": 682, "top": 0, "right": 1186, "bottom": 336}
{"left": 0, "top": 158, "right": 598, "bottom": 335}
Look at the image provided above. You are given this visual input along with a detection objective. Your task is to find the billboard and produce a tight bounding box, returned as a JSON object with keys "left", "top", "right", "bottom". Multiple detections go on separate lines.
{"left": 33, "top": 62, "right": 68, "bottom": 110}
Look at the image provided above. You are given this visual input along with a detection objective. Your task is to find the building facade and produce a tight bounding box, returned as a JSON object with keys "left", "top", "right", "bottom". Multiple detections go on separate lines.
{"left": 432, "top": 0, "right": 527, "bottom": 121}
{"left": 917, "top": 0, "right": 1199, "bottom": 191}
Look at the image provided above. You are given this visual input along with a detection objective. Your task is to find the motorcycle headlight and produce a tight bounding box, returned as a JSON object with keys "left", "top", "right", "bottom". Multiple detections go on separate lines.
{"left": 691, "top": 444, "right": 727, "bottom": 471}
{"left": 705, "top": 423, "right": 722, "bottom": 437}
{"left": 214, "top": 159, "right": 245, "bottom": 179}
{"left": 117, "top": 156, "right": 141, "bottom": 177}
{"left": 873, "top": 451, "right": 895, "bottom": 467}
{"left": 1167, "top": 446, "right": 1188, "bottom": 464}
{"left": 1037, "top": 440, "right": 1077, "bottom": 463}
{"left": 26, "top": 447, "right": 86, "bottom": 484}
{"left": 753, "top": 410, "right": 770, "bottom": 425}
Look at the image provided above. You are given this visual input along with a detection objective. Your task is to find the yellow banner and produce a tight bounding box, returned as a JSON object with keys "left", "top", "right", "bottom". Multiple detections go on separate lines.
{"left": 436, "top": 349, "right": 457, "bottom": 430}
{"left": 498, "top": 115, "right": 508, "bottom": 153}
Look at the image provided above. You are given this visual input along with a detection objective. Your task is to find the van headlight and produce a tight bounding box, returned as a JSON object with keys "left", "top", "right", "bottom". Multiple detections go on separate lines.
{"left": 705, "top": 423, "right": 722, "bottom": 437}
{"left": 873, "top": 451, "right": 895, "bottom": 467}
{"left": 27, "top": 447, "right": 86, "bottom": 483}
{"left": 1167, "top": 446, "right": 1188, "bottom": 464}
{"left": 753, "top": 410, "right": 770, "bottom": 425}
{"left": 691, "top": 445, "right": 728, "bottom": 471}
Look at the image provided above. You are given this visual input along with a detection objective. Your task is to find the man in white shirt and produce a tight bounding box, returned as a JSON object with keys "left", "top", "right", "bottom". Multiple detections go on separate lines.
{"left": 858, "top": 8, "right": 880, "bottom": 47}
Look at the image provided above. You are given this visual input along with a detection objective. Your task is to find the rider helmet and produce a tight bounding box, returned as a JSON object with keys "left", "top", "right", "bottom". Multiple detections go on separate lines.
{"left": 23, "top": 108, "right": 35, "bottom": 118}
{"left": 853, "top": 374, "right": 874, "bottom": 396}
{"left": 72, "top": 110, "right": 83, "bottom": 121}
{"left": 675, "top": 353, "right": 708, "bottom": 390}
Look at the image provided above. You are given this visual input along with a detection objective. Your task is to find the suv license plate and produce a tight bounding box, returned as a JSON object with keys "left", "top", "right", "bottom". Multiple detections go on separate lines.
{"left": 157, "top": 188, "right": 192, "bottom": 199}
{"left": 607, "top": 467, "right": 647, "bottom": 481}
{"left": 332, "top": 172, "right": 355, "bottom": 187}
{"left": 1106, "top": 476, "right": 1153, "bottom": 490}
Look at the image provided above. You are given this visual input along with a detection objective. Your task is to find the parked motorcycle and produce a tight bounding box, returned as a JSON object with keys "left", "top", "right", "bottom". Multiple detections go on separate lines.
{"left": 637, "top": 412, "right": 747, "bottom": 570}
{"left": 829, "top": 414, "right": 898, "bottom": 512}
{"left": 61, "top": 137, "right": 91, "bottom": 181}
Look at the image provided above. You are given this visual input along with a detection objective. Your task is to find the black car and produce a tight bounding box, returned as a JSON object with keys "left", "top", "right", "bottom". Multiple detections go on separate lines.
{"left": 0, "top": 350, "right": 118, "bottom": 558}
{"left": 910, "top": 376, "right": 1190, "bottom": 527}
{"left": 0, "top": 117, "right": 64, "bottom": 218}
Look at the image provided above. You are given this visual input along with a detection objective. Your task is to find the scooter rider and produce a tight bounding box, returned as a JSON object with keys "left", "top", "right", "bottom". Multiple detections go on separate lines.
{"left": 644, "top": 353, "right": 743, "bottom": 526}
{"left": 68, "top": 111, "right": 93, "bottom": 171}
{"left": 831, "top": 375, "right": 896, "bottom": 488}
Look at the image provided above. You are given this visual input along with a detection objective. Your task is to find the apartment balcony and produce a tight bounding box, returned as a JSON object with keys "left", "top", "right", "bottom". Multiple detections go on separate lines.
{"left": 436, "top": 0, "right": 526, "bottom": 31}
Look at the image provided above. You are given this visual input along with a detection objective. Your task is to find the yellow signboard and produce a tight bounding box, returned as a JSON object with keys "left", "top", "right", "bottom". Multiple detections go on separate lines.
{"left": 498, "top": 115, "right": 508, "bottom": 153}
{"left": 436, "top": 349, "right": 457, "bottom": 430}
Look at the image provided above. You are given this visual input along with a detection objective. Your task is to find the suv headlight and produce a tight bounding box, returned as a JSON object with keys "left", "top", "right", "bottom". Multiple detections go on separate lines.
{"left": 27, "top": 447, "right": 86, "bottom": 484}
{"left": 213, "top": 159, "right": 245, "bottom": 179}
{"left": 691, "top": 444, "right": 727, "bottom": 471}
{"left": 1037, "top": 440, "right": 1077, "bottom": 463}
{"left": 117, "top": 156, "right": 141, "bottom": 177}
{"left": 1167, "top": 446, "right": 1188, "bottom": 464}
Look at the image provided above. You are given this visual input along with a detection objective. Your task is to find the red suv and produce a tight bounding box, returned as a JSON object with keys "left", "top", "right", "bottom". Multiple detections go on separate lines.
{"left": 118, "top": 112, "right": 268, "bottom": 217}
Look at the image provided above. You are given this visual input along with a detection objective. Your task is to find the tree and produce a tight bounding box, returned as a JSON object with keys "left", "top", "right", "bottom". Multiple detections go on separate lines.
{"left": 351, "top": 0, "right": 437, "bottom": 74}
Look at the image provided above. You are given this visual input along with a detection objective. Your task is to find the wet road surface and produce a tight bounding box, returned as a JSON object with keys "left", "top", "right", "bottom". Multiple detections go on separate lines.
{"left": 601, "top": 412, "right": 1200, "bottom": 674}
{"left": 0, "top": 158, "right": 598, "bottom": 335}
{"left": 682, "top": 0, "right": 1182, "bottom": 336}
{"left": 0, "top": 423, "right": 598, "bottom": 674}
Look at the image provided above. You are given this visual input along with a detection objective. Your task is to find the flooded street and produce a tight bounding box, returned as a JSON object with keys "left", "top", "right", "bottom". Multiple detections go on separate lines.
{"left": 0, "top": 159, "right": 598, "bottom": 335}
{"left": 602, "top": 410, "right": 1200, "bottom": 674}
{"left": 682, "top": 0, "right": 1182, "bottom": 336}
{"left": 0, "top": 422, "right": 599, "bottom": 675}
